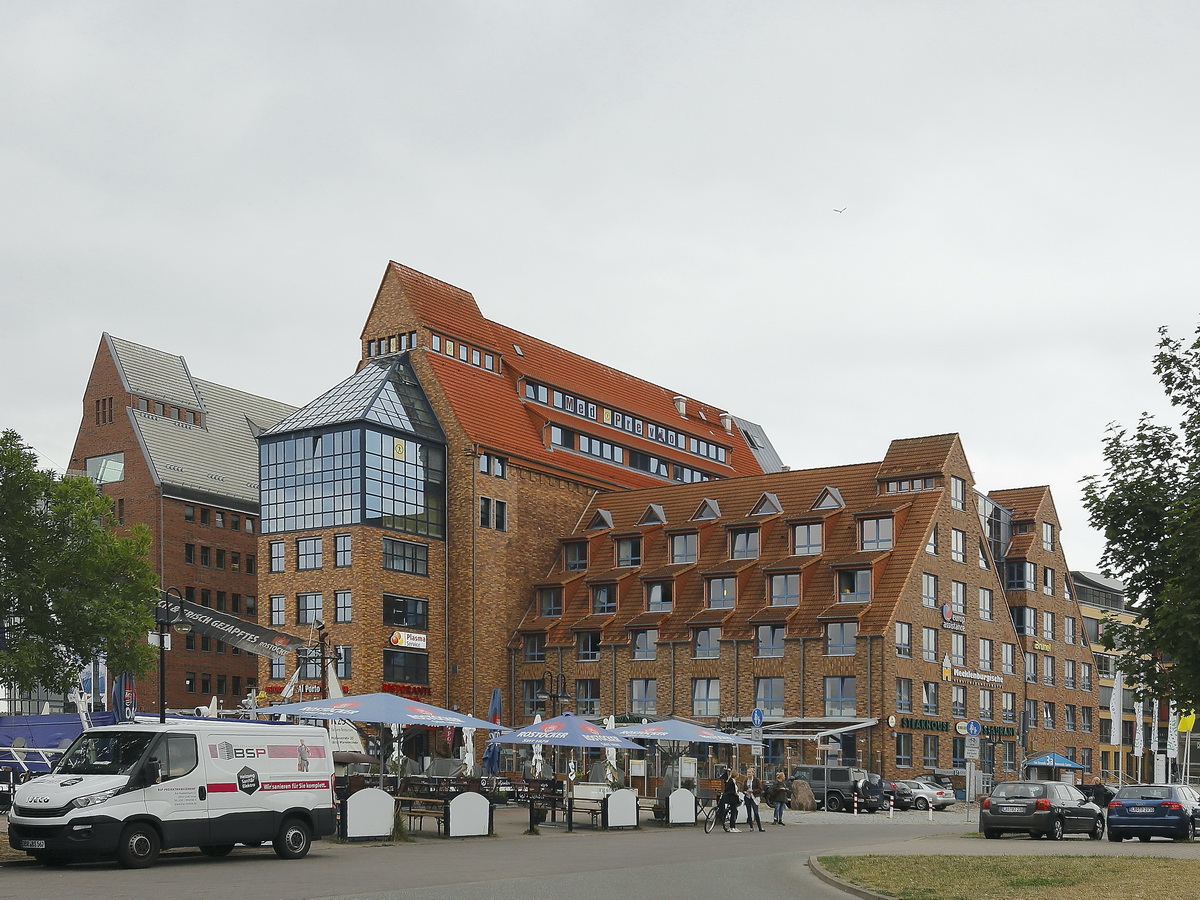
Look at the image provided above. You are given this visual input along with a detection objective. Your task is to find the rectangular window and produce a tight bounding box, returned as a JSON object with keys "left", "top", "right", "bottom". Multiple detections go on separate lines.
{"left": 1011, "top": 606, "right": 1035, "bottom": 636}
{"left": 979, "top": 689, "right": 994, "bottom": 721}
{"left": 335, "top": 646, "right": 352, "bottom": 680}
{"left": 978, "top": 587, "right": 993, "bottom": 621}
{"left": 270, "top": 595, "right": 285, "bottom": 627}
{"left": 1005, "top": 561, "right": 1037, "bottom": 591}
{"left": 896, "top": 677, "right": 912, "bottom": 713}
{"left": 383, "top": 595, "right": 428, "bottom": 630}
{"left": 1064, "top": 616, "right": 1076, "bottom": 645}
{"left": 297, "top": 592, "right": 322, "bottom": 625}
{"left": 824, "top": 622, "right": 856, "bottom": 656}
{"left": 539, "top": 587, "right": 563, "bottom": 617}
{"left": 1025, "top": 699, "right": 1038, "bottom": 731}
{"left": 523, "top": 633, "right": 546, "bottom": 663}
{"left": 1043, "top": 566, "right": 1055, "bottom": 596}
{"left": 575, "top": 679, "right": 600, "bottom": 716}
{"left": 757, "top": 677, "right": 785, "bottom": 717}
{"left": 859, "top": 518, "right": 893, "bottom": 551}
{"left": 1043, "top": 655, "right": 1055, "bottom": 686}
{"left": 768, "top": 572, "right": 799, "bottom": 606}
{"left": 952, "top": 737, "right": 966, "bottom": 769}
{"left": 824, "top": 677, "right": 855, "bottom": 717}
{"left": 493, "top": 499, "right": 507, "bottom": 531}
{"left": 978, "top": 540, "right": 990, "bottom": 570}
{"left": 951, "top": 581, "right": 966, "bottom": 615}
{"left": 269, "top": 541, "right": 284, "bottom": 573}
{"left": 951, "top": 528, "right": 966, "bottom": 563}
{"left": 592, "top": 583, "right": 616, "bottom": 614}
{"left": 922, "top": 573, "right": 938, "bottom": 607}
{"left": 1003, "top": 741, "right": 1017, "bottom": 769}
{"left": 758, "top": 624, "right": 786, "bottom": 657}
{"left": 199, "top": 507, "right": 210, "bottom": 526}
{"left": 1042, "top": 521, "right": 1055, "bottom": 552}
{"left": 577, "top": 631, "right": 601, "bottom": 662}
{"left": 707, "top": 577, "right": 736, "bottom": 609}
{"left": 922, "top": 627, "right": 938, "bottom": 663}
{"left": 952, "top": 684, "right": 967, "bottom": 718}
{"left": 1081, "top": 663, "right": 1093, "bottom": 692}
{"left": 185, "top": 543, "right": 195, "bottom": 565}
{"left": 383, "top": 649, "right": 429, "bottom": 685}
{"left": 521, "top": 679, "right": 545, "bottom": 716}
{"left": 1042, "top": 610, "right": 1055, "bottom": 640}
{"left": 1042, "top": 701, "right": 1055, "bottom": 730}
{"left": 926, "top": 525, "right": 938, "bottom": 555}
{"left": 895, "top": 621, "right": 912, "bottom": 658}
{"left": 951, "top": 476, "right": 966, "bottom": 511}
{"left": 382, "top": 538, "right": 428, "bottom": 575}
{"left": 229, "top": 552, "right": 240, "bottom": 572}
{"left": 200, "top": 546, "right": 211, "bottom": 567}
{"left": 837, "top": 569, "right": 870, "bottom": 603}
{"left": 269, "top": 656, "right": 286, "bottom": 679}
{"left": 1003, "top": 692, "right": 1016, "bottom": 724}
{"left": 729, "top": 528, "right": 760, "bottom": 559}
{"left": 479, "top": 496, "right": 491, "bottom": 529}
{"left": 1081, "top": 706, "right": 1093, "bottom": 733}
{"left": 978, "top": 638, "right": 993, "bottom": 671}
{"left": 951, "top": 632, "right": 966, "bottom": 666}
{"left": 335, "top": 590, "right": 352, "bottom": 623}
{"left": 245, "top": 555, "right": 256, "bottom": 575}
{"left": 896, "top": 733, "right": 913, "bottom": 768}
{"left": 630, "top": 679, "right": 657, "bottom": 716}
{"left": 1064, "top": 705, "right": 1076, "bottom": 732}
{"left": 185, "top": 672, "right": 196, "bottom": 693}
{"left": 1002, "top": 642, "right": 1017, "bottom": 675}
{"left": 335, "top": 534, "right": 352, "bottom": 567}
{"left": 297, "top": 537, "right": 322, "bottom": 570}
{"left": 692, "top": 678, "right": 720, "bottom": 717}
{"left": 670, "top": 532, "right": 697, "bottom": 564}
{"left": 215, "top": 549, "right": 226, "bottom": 570}
{"left": 693, "top": 627, "right": 720, "bottom": 659}
{"left": 646, "top": 581, "right": 673, "bottom": 611}
{"left": 184, "top": 505, "right": 195, "bottom": 523}
{"left": 616, "top": 537, "right": 642, "bottom": 567}
{"left": 1025, "top": 653, "right": 1037, "bottom": 684}
{"left": 922, "top": 681, "right": 938, "bottom": 716}
{"left": 631, "top": 629, "right": 658, "bottom": 660}
{"left": 1064, "top": 658, "right": 1076, "bottom": 689}
{"left": 923, "top": 734, "right": 939, "bottom": 768}
{"left": 564, "top": 541, "right": 588, "bottom": 571}
{"left": 793, "top": 522, "right": 822, "bottom": 555}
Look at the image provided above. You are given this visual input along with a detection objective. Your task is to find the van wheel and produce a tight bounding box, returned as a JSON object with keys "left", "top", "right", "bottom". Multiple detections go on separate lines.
{"left": 117, "top": 823, "right": 161, "bottom": 869}
{"left": 273, "top": 817, "right": 312, "bottom": 860}
{"left": 199, "top": 844, "right": 235, "bottom": 857}
{"left": 33, "top": 853, "right": 71, "bottom": 867}
{"left": 825, "top": 794, "right": 843, "bottom": 813}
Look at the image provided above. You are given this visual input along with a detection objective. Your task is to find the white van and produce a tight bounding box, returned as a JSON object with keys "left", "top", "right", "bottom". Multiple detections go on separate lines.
{"left": 7, "top": 719, "right": 336, "bottom": 868}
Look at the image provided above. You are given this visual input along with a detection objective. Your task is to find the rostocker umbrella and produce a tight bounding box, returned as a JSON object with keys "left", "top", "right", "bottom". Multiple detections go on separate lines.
{"left": 486, "top": 712, "right": 643, "bottom": 750}
{"left": 264, "top": 693, "right": 506, "bottom": 730}
{"left": 615, "top": 718, "right": 761, "bottom": 746}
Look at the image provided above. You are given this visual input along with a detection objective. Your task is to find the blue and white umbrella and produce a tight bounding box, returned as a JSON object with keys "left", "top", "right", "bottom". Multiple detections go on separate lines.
{"left": 265, "top": 693, "right": 505, "bottom": 730}
{"left": 487, "top": 712, "right": 643, "bottom": 750}
{"left": 615, "top": 718, "right": 760, "bottom": 746}
{"left": 481, "top": 688, "right": 503, "bottom": 775}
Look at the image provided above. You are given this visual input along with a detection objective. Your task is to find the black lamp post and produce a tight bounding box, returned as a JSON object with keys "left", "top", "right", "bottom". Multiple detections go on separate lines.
{"left": 536, "top": 669, "right": 571, "bottom": 718}
{"left": 298, "top": 621, "right": 339, "bottom": 700}
{"left": 156, "top": 587, "right": 190, "bottom": 723}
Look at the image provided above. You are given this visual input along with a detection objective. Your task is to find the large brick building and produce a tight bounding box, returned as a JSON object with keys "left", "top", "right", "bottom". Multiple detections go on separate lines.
{"left": 253, "top": 262, "right": 782, "bottom": 744}
{"left": 68, "top": 334, "right": 296, "bottom": 711}
{"left": 510, "top": 433, "right": 1101, "bottom": 783}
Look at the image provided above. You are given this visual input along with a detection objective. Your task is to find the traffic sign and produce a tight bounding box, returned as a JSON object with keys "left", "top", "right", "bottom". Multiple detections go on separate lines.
{"left": 965, "top": 720, "right": 982, "bottom": 736}
{"left": 965, "top": 735, "right": 981, "bottom": 760}
{"left": 751, "top": 708, "right": 764, "bottom": 728}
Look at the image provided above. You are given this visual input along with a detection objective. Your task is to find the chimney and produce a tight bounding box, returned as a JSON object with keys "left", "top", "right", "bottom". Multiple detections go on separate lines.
{"left": 719, "top": 412, "right": 733, "bottom": 434}
{"left": 673, "top": 395, "right": 687, "bottom": 417}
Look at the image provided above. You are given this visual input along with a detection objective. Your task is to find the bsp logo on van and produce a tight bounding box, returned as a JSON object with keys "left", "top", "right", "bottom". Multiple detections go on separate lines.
{"left": 215, "top": 741, "right": 268, "bottom": 760}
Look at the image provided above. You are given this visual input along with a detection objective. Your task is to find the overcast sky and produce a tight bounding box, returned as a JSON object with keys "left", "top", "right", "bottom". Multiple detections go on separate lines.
{"left": 4, "top": 1, "right": 1199, "bottom": 575}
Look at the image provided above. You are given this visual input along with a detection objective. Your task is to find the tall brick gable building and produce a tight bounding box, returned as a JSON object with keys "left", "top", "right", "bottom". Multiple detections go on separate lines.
{"left": 511, "top": 433, "right": 1100, "bottom": 782}
{"left": 68, "top": 334, "right": 297, "bottom": 711}
{"left": 254, "top": 263, "right": 781, "bottom": 744}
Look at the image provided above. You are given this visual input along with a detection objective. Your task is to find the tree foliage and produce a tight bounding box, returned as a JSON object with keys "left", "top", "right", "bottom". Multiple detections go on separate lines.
{"left": 0, "top": 429, "right": 158, "bottom": 694}
{"left": 1082, "top": 325, "right": 1200, "bottom": 706}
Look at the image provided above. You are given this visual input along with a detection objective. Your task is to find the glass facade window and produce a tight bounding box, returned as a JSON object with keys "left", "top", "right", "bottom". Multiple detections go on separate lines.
{"left": 793, "top": 522, "right": 822, "bottom": 555}
{"left": 383, "top": 538, "right": 428, "bottom": 575}
{"left": 694, "top": 627, "right": 720, "bottom": 659}
{"left": 824, "top": 677, "right": 855, "bottom": 717}
{"left": 756, "top": 677, "right": 785, "bottom": 716}
{"left": 670, "top": 532, "right": 697, "bottom": 564}
{"left": 824, "top": 622, "right": 856, "bottom": 656}
{"left": 631, "top": 679, "right": 657, "bottom": 716}
{"left": 383, "top": 649, "right": 428, "bottom": 684}
{"left": 692, "top": 678, "right": 720, "bottom": 717}
{"left": 758, "top": 624, "right": 785, "bottom": 657}
{"left": 769, "top": 573, "right": 799, "bottom": 606}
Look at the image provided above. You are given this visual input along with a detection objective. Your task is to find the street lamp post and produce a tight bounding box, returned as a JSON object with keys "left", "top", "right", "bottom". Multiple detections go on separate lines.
{"left": 536, "top": 670, "right": 571, "bottom": 777}
{"left": 156, "top": 587, "right": 190, "bottom": 723}
{"left": 298, "top": 621, "right": 339, "bottom": 700}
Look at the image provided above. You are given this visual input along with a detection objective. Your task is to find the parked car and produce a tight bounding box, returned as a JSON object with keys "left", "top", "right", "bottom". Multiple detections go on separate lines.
{"left": 789, "top": 765, "right": 885, "bottom": 813}
{"left": 913, "top": 773, "right": 955, "bottom": 792}
{"left": 899, "top": 779, "right": 956, "bottom": 811}
{"left": 1107, "top": 784, "right": 1200, "bottom": 843}
{"left": 980, "top": 780, "right": 1104, "bottom": 841}
{"left": 878, "top": 776, "right": 914, "bottom": 810}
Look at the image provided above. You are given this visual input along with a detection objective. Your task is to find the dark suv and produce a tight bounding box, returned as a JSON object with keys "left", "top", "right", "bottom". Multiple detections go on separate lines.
{"left": 790, "top": 765, "right": 885, "bottom": 813}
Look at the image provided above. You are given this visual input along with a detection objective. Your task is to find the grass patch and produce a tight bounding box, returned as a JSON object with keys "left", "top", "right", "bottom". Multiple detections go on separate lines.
{"left": 818, "top": 855, "right": 1200, "bottom": 900}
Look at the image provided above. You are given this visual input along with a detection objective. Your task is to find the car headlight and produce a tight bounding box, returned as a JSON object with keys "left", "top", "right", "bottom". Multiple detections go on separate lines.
{"left": 71, "top": 788, "right": 122, "bottom": 809}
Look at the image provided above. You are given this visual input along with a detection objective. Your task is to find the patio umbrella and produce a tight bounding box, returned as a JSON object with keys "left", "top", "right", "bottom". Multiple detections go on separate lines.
{"left": 264, "top": 693, "right": 506, "bottom": 730}
{"left": 487, "top": 712, "right": 643, "bottom": 751}
{"left": 481, "top": 688, "right": 503, "bottom": 775}
{"left": 530, "top": 713, "right": 544, "bottom": 777}
{"left": 615, "top": 718, "right": 761, "bottom": 746}
{"left": 1024, "top": 751, "right": 1084, "bottom": 770}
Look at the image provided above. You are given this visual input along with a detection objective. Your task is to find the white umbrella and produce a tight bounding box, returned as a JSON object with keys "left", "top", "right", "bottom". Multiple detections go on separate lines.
{"left": 604, "top": 714, "right": 618, "bottom": 779}
{"left": 462, "top": 726, "right": 476, "bottom": 774}
{"left": 530, "top": 714, "right": 544, "bottom": 777}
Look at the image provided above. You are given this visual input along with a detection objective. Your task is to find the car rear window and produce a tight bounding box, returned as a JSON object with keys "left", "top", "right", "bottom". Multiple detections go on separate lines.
{"left": 992, "top": 783, "right": 1045, "bottom": 799}
{"left": 1116, "top": 786, "right": 1172, "bottom": 801}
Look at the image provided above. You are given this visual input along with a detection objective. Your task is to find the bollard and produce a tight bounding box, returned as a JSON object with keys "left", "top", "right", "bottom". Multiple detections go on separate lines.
{"left": 888, "top": 793, "right": 894, "bottom": 820}
{"left": 928, "top": 801, "right": 933, "bottom": 822}
{"left": 853, "top": 791, "right": 858, "bottom": 815}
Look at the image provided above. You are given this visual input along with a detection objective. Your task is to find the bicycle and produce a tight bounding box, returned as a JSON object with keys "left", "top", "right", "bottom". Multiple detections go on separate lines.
{"left": 701, "top": 796, "right": 731, "bottom": 834}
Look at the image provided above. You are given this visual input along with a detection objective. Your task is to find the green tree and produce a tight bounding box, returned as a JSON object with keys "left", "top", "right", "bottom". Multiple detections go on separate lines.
{"left": 1082, "top": 325, "right": 1200, "bottom": 706}
{"left": 0, "top": 429, "right": 158, "bottom": 694}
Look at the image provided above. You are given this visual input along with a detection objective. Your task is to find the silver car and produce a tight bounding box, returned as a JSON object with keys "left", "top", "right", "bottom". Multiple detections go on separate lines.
{"left": 900, "top": 779, "right": 955, "bottom": 811}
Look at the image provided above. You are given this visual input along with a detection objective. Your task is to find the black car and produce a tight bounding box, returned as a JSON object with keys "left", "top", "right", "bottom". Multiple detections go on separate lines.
{"left": 980, "top": 780, "right": 1105, "bottom": 840}
{"left": 877, "top": 776, "right": 914, "bottom": 810}
{"left": 1107, "top": 784, "right": 1200, "bottom": 842}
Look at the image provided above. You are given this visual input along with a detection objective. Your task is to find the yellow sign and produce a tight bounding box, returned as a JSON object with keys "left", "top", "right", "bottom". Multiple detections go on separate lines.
{"left": 1180, "top": 712, "right": 1196, "bottom": 733}
{"left": 394, "top": 438, "right": 406, "bottom": 460}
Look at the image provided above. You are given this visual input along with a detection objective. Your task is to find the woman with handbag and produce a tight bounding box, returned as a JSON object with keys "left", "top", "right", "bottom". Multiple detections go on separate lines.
{"left": 742, "top": 766, "right": 765, "bottom": 832}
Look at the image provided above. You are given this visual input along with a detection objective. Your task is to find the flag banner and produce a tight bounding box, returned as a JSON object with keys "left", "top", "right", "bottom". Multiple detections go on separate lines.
{"left": 111, "top": 673, "right": 137, "bottom": 723}
{"left": 1178, "top": 710, "right": 1195, "bottom": 734}
{"left": 1151, "top": 699, "right": 1160, "bottom": 756}
{"left": 1109, "top": 673, "right": 1123, "bottom": 749}
{"left": 158, "top": 593, "right": 306, "bottom": 659}
{"left": 1168, "top": 703, "right": 1180, "bottom": 757}
{"left": 1133, "top": 699, "right": 1144, "bottom": 757}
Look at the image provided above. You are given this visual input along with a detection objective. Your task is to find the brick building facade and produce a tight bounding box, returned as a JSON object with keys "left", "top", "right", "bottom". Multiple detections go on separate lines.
{"left": 68, "top": 334, "right": 296, "bottom": 712}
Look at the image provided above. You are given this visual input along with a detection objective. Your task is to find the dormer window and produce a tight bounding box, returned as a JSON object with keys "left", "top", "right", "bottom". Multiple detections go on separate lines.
{"left": 587, "top": 509, "right": 614, "bottom": 530}
{"left": 750, "top": 493, "right": 782, "bottom": 516}
{"left": 792, "top": 522, "right": 822, "bottom": 555}
{"left": 813, "top": 487, "right": 844, "bottom": 511}
{"left": 859, "top": 517, "right": 893, "bottom": 551}
{"left": 638, "top": 504, "right": 666, "bottom": 526}
{"left": 616, "top": 536, "right": 642, "bottom": 568}
{"left": 729, "top": 528, "right": 759, "bottom": 560}
{"left": 563, "top": 542, "right": 588, "bottom": 571}
{"left": 692, "top": 498, "right": 721, "bottom": 521}
{"left": 670, "top": 532, "right": 698, "bottom": 564}
{"left": 837, "top": 569, "right": 871, "bottom": 603}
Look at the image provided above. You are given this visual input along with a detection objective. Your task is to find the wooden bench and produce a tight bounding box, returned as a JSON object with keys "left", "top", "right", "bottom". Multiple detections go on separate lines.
{"left": 569, "top": 782, "right": 612, "bottom": 828}
{"left": 398, "top": 797, "right": 448, "bottom": 834}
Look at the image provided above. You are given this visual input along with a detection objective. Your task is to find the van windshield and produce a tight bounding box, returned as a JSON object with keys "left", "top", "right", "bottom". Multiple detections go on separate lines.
{"left": 57, "top": 731, "right": 155, "bottom": 776}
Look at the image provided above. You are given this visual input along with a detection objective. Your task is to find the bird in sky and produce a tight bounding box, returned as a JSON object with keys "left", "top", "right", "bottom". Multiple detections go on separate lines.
{"left": 834, "top": 207, "right": 847, "bottom": 213}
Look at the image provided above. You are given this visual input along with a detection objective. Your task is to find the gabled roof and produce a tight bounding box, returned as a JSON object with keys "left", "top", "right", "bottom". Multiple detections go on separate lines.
{"left": 877, "top": 433, "right": 963, "bottom": 480}
{"left": 988, "top": 486, "right": 1055, "bottom": 522}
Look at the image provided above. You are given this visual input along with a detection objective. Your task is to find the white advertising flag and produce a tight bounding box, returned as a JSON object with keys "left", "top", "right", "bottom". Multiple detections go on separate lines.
{"left": 1168, "top": 703, "right": 1180, "bottom": 758}
{"left": 1133, "top": 699, "right": 1145, "bottom": 757}
{"left": 1109, "top": 673, "right": 1123, "bottom": 749}
{"left": 1151, "top": 699, "right": 1160, "bottom": 756}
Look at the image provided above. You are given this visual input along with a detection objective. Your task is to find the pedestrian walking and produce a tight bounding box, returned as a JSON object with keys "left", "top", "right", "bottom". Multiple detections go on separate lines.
{"left": 720, "top": 766, "right": 741, "bottom": 832}
{"left": 769, "top": 771, "right": 788, "bottom": 825}
{"left": 1089, "top": 775, "right": 1113, "bottom": 818}
{"left": 742, "top": 767, "right": 764, "bottom": 831}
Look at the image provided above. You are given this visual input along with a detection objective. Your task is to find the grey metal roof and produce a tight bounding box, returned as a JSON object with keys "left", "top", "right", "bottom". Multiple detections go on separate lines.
{"left": 732, "top": 415, "right": 784, "bottom": 473}
{"left": 107, "top": 335, "right": 297, "bottom": 507}
{"left": 1071, "top": 570, "right": 1128, "bottom": 595}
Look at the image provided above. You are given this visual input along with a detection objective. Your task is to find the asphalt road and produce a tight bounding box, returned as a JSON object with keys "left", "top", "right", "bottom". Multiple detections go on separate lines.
{"left": 5, "top": 807, "right": 1196, "bottom": 900}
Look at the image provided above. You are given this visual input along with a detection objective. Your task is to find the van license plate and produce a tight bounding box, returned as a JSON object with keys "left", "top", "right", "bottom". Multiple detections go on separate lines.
{"left": 22, "top": 840, "right": 46, "bottom": 849}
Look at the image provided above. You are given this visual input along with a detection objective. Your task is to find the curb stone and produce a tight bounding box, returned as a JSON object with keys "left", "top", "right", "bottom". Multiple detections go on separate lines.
{"left": 807, "top": 855, "right": 894, "bottom": 900}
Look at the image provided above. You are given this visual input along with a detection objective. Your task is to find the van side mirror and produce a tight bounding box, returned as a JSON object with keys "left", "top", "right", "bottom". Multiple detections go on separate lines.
{"left": 146, "top": 758, "right": 163, "bottom": 785}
